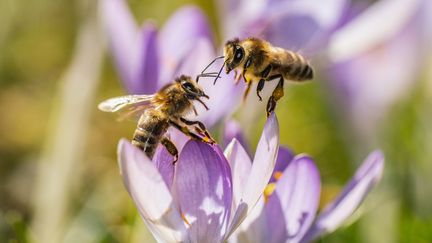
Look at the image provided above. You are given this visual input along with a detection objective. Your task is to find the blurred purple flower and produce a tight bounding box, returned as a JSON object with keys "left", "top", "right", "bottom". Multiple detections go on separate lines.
{"left": 118, "top": 114, "right": 279, "bottom": 242}
{"left": 228, "top": 149, "right": 384, "bottom": 243}
{"left": 326, "top": 0, "right": 432, "bottom": 138}
{"left": 101, "top": 0, "right": 212, "bottom": 94}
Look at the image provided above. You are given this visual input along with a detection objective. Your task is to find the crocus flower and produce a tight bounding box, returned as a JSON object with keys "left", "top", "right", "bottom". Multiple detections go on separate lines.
{"left": 118, "top": 114, "right": 279, "bottom": 242}
{"left": 228, "top": 148, "right": 384, "bottom": 243}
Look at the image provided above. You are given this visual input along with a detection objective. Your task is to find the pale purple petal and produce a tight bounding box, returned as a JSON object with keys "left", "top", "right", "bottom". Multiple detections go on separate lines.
{"left": 117, "top": 139, "right": 186, "bottom": 242}
{"left": 266, "top": 155, "right": 321, "bottom": 243}
{"left": 223, "top": 120, "right": 250, "bottom": 152}
{"left": 176, "top": 39, "right": 243, "bottom": 126}
{"left": 302, "top": 151, "right": 384, "bottom": 242}
{"left": 328, "top": 0, "right": 422, "bottom": 61}
{"left": 224, "top": 139, "right": 252, "bottom": 210}
{"left": 173, "top": 141, "right": 232, "bottom": 243}
{"left": 225, "top": 113, "right": 279, "bottom": 239}
{"left": 242, "top": 113, "right": 279, "bottom": 209}
{"left": 131, "top": 23, "right": 159, "bottom": 94}
{"left": 167, "top": 127, "right": 189, "bottom": 152}
{"left": 269, "top": 146, "right": 295, "bottom": 183}
{"left": 228, "top": 197, "right": 267, "bottom": 243}
{"left": 152, "top": 145, "right": 175, "bottom": 189}
{"left": 100, "top": 0, "right": 139, "bottom": 89}
{"left": 158, "top": 5, "right": 213, "bottom": 86}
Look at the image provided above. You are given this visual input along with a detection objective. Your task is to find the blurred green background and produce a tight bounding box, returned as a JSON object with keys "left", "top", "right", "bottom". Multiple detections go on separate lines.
{"left": 1, "top": 0, "right": 431, "bottom": 242}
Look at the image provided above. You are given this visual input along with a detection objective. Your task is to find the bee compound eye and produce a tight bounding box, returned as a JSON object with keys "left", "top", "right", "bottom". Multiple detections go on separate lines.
{"left": 234, "top": 46, "right": 244, "bottom": 62}
{"left": 182, "top": 82, "right": 194, "bottom": 91}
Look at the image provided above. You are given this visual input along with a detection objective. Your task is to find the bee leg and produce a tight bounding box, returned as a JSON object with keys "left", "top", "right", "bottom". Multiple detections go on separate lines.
{"left": 234, "top": 70, "right": 242, "bottom": 84}
{"left": 161, "top": 137, "right": 179, "bottom": 164}
{"left": 242, "top": 57, "right": 252, "bottom": 83}
{"left": 179, "top": 118, "right": 216, "bottom": 143}
{"left": 243, "top": 81, "right": 252, "bottom": 102}
{"left": 256, "top": 79, "right": 265, "bottom": 101}
{"left": 242, "top": 71, "right": 248, "bottom": 83}
{"left": 266, "top": 75, "right": 284, "bottom": 117}
{"left": 256, "top": 65, "right": 272, "bottom": 101}
{"left": 169, "top": 120, "right": 215, "bottom": 145}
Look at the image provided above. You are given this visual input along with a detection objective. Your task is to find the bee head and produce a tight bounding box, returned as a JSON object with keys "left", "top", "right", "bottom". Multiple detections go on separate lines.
{"left": 224, "top": 38, "right": 244, "bottom": 74}
{"left": 176, "top": 75, "right": 210, "bottom": 110}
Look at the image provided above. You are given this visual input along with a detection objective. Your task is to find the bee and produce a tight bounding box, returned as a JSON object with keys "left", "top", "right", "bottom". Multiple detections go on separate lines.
{"left": 98, "top": 75, "right": 216, "bottom": 163}
{"left": 206, "top": 37, "right": 313, "bottom": 116}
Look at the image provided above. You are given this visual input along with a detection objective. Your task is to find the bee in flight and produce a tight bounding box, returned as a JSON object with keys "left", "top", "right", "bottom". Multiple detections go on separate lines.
{"left": 203, "top": 37, "right": 313, "bottom": 116}
{"left": 98, "top": 75, "right": 216, "bottom": 163}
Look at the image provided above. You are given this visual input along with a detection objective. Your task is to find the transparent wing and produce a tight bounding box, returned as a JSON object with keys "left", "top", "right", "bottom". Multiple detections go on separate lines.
{"left": 98, "top": 94, "right": 155, "bottom": 112}
{"left": 116, "top": 105, "right": 150, "bottom": 122}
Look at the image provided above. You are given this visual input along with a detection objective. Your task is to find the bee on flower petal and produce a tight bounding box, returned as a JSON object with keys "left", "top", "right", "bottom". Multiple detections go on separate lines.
{"left": 98, "top": 75, "right": 217, "bottom": 163}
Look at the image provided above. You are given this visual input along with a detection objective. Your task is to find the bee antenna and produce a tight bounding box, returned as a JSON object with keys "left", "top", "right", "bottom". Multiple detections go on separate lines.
{"left": 196, "top": 72, "right": 222, "bottom": 83}
{"left": 196, "top": 55, "right": 224, "bottom": 83}
{"left": 201, "top": 55, "right": 224, "bottom": 74}
{"left": 213, "top": 60, "right": 226, "bottom": 85}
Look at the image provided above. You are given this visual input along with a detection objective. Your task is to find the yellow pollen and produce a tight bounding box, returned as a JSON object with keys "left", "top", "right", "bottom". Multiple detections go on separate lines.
{"left": 181, "top": 213, "right": 191, "bottom": 226}
{"left": 264, "top": 183, "right": 277, "bottom": 203}
{"left": 273, "top": 171, "right": 283, "bottom": 181}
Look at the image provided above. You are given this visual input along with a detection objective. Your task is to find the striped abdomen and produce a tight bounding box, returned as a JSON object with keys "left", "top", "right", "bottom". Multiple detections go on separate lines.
{"left": 132, "top": 112, "right": 169, "bottom": 159}
{"left": 281, "top": 51, "right": 313, "bottom": 81}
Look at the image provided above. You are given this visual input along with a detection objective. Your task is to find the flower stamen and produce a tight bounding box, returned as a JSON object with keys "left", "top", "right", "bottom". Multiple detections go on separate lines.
{"left": 181, "top": 212, "right": 191, "bottom": 227}
{"left": 273, "top": 171, "right": 283, "bottom": 181}
{"left": 264, "top": 183, "right": 276, "bottom": 203}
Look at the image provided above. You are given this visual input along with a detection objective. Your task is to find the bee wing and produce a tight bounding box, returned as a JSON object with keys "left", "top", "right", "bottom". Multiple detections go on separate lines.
{"left": 98, "top": 94, "right": 155, "bottom": 112}
{"left": 116, "top": 105, "right": 151, "bottom": 122}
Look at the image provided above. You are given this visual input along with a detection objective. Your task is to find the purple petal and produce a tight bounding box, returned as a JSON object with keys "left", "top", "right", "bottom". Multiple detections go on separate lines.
{"left": 266, "top": 155, "right": 321, "bottom": 243}
{"left": 228, "top": 197, "right": 267, "bottom": 243}
{"left": 223, "top": 120, "right": 250, "bottom": 153}
{"left": 269, "top": 146, "right": 295, "bottom": 183}
{"left": 158, "top": 5, "right": 213, "bottom": 86}
{"left": 117, "top": 139, "right": 186, "bottom": 242}
{"left": 167, "top": 127, "right": 189, "bottom": 152}
{"left": 242, "top": 113, "right": 279, "bottom": 208}
{"left": 301, "top": 150, "right": 384, "bottom": 242}
{"left": 131, "top": 23, "right": 159, "bottom": 94}
{"left": 224, "top": 139, "right": 252, "bottom": 209}
{"left": 328, "top": 0, "right": 422, "bottom": 61}
{"left": 173, "top": 140, "right": 232, "bottom": 243}
{"left": 225, "top": 113, "right": 279, "bottom": 239}
{"left": 152, "top": 145, "right": 175, "bottom": 189}
{"left": 100, "top": 0, "right": 138, "bottom": 90}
